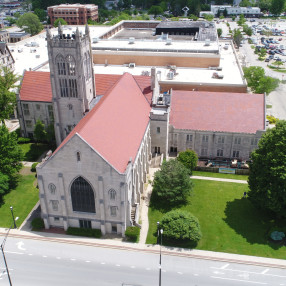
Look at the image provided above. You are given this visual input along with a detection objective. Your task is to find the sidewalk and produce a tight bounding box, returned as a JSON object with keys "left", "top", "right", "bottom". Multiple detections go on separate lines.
{"left": 191, "top": 175, "right": 248, "bottom": 184}
{"left": 1, "top": 227, "right": 286, "bottom": 269}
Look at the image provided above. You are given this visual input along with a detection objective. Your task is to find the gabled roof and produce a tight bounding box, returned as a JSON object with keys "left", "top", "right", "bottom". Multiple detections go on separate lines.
{"left": 19, "top": 71, "right": 152, "bottom": 103}
{"left": 170, "top": 90, "right": 265, "bottom": 134}
{"left": 54, "top": 73, "right": 151, "bottom": 173}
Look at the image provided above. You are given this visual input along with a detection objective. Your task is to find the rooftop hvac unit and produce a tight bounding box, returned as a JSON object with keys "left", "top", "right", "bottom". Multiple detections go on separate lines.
{"left": 92, "top": 37, "right": 99, "bottom": 43}
{"left": 129, "top": 63, "right": 136, "bottom": 68}
{"left": 166, "top": 38, "right": 172, "bottom": 45}
{"left": 167, "top": 71, "right": 174, "bottom": 80}
{"left": 205, "top": 39, "right": 210, "bottom": 46}
{"left": 129, "top": 37, "right": 135, "bottom": 44}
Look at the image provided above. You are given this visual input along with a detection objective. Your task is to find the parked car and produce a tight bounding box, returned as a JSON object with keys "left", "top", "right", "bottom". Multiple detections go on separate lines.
{"left": 265, "top": 58, "right": 270, "bottom": 62}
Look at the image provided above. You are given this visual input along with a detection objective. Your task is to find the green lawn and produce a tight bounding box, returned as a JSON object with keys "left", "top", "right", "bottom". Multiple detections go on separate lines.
{"left": 147, "top": 179, "right": 286, "bottom": 259}
{"left": 18, "top": 143, "right": 52, "bottom": 161}
{"left": 192, "top": 171, "right": 248, "bottom": 181}
{"left": 0, "top": 169, "right": 39, "bottom": 228}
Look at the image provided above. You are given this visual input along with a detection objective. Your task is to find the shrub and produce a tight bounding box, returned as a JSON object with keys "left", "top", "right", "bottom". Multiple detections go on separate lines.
{"left": 31, "top": 217, "right": 44, "bottom": 230}
{"left": 18, "top": 137, "right": 31, "bottom": 144}
{"left": 177, "top": 149, "right": 198, "bottom": 175}
{"left": 31, "top": 162, "right": 39, "bottom": 172}
{"left": 125, "top": 226, "right": 140, "bottom": 242}
{"left": 160, "top": 210, "right": 202, "bottom": 243}
{"left": 67, "top": 227, "right": 102, "bottom": 238}
{"left": 267, "top": 115, "right": 278, "bottom": 124}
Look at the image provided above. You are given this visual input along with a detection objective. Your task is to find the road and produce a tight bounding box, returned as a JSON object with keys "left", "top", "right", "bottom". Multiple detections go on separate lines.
{"left": 1, "top": 236, "right": 286, "bottom": 285}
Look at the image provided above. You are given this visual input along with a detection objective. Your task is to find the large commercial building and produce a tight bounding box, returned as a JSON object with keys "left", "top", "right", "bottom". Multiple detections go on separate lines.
{"left": 48, "top": 3, "right": 98, "bottom": 26}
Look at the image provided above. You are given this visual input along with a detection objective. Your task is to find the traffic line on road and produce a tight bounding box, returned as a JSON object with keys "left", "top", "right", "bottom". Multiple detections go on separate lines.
{"left": 56, "top": 257, "right": 61, "bottom": 259}
{"left": 70, "top": 258, "right": 76, "bottom": 261}
{"left": 116, "top": 264, "right": 120, "bottom": 267}
{"left": 211, "top": 276, "right": 267, "bottom": 284}
{"left": 85, "top": 261, "right": 90, "bottom": 263}
{"left": 100, "top": 262, "right": 105, "bottom": 265}
{"left": 177, "top": 272, "right": 183, "bottom": 275}
{"left": 5, "top": 251, "right": 23, "bottom": 255}
{"left": 220, "top": 263, "right": 229, "bottom": 269}
{"left": 42, "top": 255, "right": 47, "bottom": 258}
{"left": 261, "top": 269, "right": 269, "bottom": 274}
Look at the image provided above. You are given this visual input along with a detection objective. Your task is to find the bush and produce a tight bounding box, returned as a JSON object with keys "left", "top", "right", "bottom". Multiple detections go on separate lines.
{"left": 67, "top": 227, "right": 102, "bottom": 238}
{"left": 125, "top": 226, "right": 140, "bottom": 242}
{"left": 177, "top": 149, "right": 198, "bottom": 175}
{"left": 31, "top": 162, "right": 39, "bottom": 172}
{"left": 267, "top": 115, "right": 278, "bottom": 124}
{"left": 160, "top": 210, "right": 202, "bottom": 243}
{"left": 18, "top": 137, "right": 31, "bottom": 144}
{"left": 31, "top": 217, "right": 44, "bottom": 230}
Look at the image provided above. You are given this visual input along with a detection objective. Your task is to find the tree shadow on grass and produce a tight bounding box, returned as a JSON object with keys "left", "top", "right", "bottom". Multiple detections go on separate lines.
{"left": 223, "top": 198, "right": 286, "bottom": 250}
{"left": 24, "top": 144, "right": 50, "bottom": 161}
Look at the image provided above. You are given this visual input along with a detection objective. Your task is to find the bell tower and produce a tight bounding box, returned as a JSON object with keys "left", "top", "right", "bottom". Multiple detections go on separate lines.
{"left": 47, "top": 23, "right": 96, "bottom": 146}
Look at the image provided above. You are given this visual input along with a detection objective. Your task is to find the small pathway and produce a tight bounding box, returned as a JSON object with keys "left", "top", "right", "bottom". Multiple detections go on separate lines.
{"left": 139, "top": 168, "right": 158, "bottom": 245}
{"left": 191, "top": 175, "right": 248, "bottom": 184}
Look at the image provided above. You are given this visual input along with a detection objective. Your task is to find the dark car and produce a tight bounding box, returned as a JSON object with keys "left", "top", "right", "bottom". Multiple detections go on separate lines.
{"left": 265, "top": 58, "right": 270, "bottom": 62}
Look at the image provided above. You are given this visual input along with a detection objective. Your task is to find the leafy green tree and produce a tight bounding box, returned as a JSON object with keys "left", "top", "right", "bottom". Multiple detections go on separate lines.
{"left": 248, "top": 120, "right": 286, "bottom": 217}
{"left": 13, "top": 12, "right": 21, "bottom": 19}
{"left": 243, "top": 66, "right": 279, "bottom": 94}
{"left": 46, "top": 123, "right": 55, "bottom": 143}
{"left": 223, "top": 8, "right": 228, "bottom": 17}
{"left": 148, "top": 5, "right": 163, "bottom": 17}
{"left": 270, "top": 0, "right": 285, "bottom": 15}
{"left": 0, "top": 125, "right": 23, "bottom": 180}
{"left": 160, "top": 210, "right": 202, "bottom": 243}
{"left": 217, "top": 28, "right": 222, "bottom": 37}
{"left": 237, "top": 14, "right": 246, "bottom": 26}
{"left": 34, "top": 120, "right": 47, "bottom": 142}
{"left": 5, "top": 17, "right": 17, "bottom": 26}
{"left": 151, "top": 159, "right": 193, "bottom": 208}
{"left": 0, "top": 172, "right": 9, "bottom": 205}
{"left": 272, "top": 60, "right": 284, "bottom": 69}
{"left": 0, "top": 66, "right": 21, "bottom": 125}
{"left": 242, "top": 24, "right": 252, "bottom": 36}
{"left": 177, "top": 149, "right": 198, "bottom": 175}
{"left": 17, "top": 12, "right": 43, "bottom": 36}
{"left": 189, "top": 14, "right": 198, "bottom": 21}
{"left": 233, "top": 28, "right": 243, "bottom": 47}
{"left": 240, "top": 0, "right": 254, "bottom": 6}
{"left": 53, "top": 18, "right": 67, "bottom": 27}
{"left": 34, "top": 8, "right": 47, "bottom": 22}
{"left": 258, "top": 0, "right": 272, "bottom": 12}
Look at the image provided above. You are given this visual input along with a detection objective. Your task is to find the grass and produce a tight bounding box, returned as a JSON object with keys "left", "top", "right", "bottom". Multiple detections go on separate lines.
{"left": 266, "top": 104, "right": 272, "bottom": 109}
{"left": 0, "top": 168, "right": 39, "bottom": 228}
{"left": 147, "top": 179, "right": 286, "bottom": 259}
{"left": 192, "top": 170, "right": 248, "bottom": 181}
{"left": 18, "top": 143, "right": 53, "bottom": 161}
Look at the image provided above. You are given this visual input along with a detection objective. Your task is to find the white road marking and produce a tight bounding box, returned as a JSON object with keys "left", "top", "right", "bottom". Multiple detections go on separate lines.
{"left": 146, "top": 268, "right": 150, "bottom": 270}
{"left": 116, "top": 264, "right": 120, "bottom": 267}
{"left": 211, "top": 267, "right": 286, "bottom": 278}
{"left": 162, "top": 270, "right": 166, "bottom": 273}
{"left": 220, "top": 263, "right": 229, "bottom": 269}
{"left": 56, "top": 257, "right": 61, "bottom": 259}
{"left": 85, "top": 261, "right": 90, "bottom": 263}
{"left": 213, "top": 270, "right": 225, "bottom": 275}
{"left": 211, "top": 276, "right": 267, "bottom": 284}
{"left": 100, "top": 262, "right": 105, "bottom": 265}
{"left": 16, "top": 241, "right": 26, "bottom": 251}
{"left": 131, "top": 266, "right": 135, "bottom": 268}
{"left": 194, "top": 274, "right": 199, "bottom": 276}
{"left": 177, "top": 272, "right": 183, "bottom": 275}
{"left": 261, "top": 269, "right": 269, "bottom": 274}
{"left": 5, "top": 251, "right": 23, "bottom": 255}
{"left": 42, "top": 255, "right": 47, "bottom": 258}
{"left": 28, "top": 254, "right": 33, "bottom": 256}
{"left": 70, "top": 258, "right": 76, "bottom": 261}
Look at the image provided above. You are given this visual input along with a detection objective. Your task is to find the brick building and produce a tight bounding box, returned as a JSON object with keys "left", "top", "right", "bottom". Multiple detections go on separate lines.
{"left": 48, "top": 3, "right": 98, "bottom": 26}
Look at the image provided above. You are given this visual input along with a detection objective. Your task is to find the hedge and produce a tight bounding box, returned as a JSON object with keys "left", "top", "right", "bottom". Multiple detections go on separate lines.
{"left": 31, "top": 162, "right": 39, "bottom": 172}
{"left": 67, "top": 227, "right": 102, "bottom": 238}
{"left": 31, "top": 217, "right": 44, "bottom": 230}
{"left": 18, "top": 137, "right": 32, "bottom": 144}
{"left": 125, "top": 226, "right": 140, "bottom": 242}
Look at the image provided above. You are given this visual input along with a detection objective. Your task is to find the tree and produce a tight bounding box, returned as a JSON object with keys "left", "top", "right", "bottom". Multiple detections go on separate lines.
{"left": 204, "top": 14, "right": 214, "bottom": 21}
{"left": 0, "top": 66, "right": 21, "bottom": 125}
{"left": 272, "top": 60, "right": 284, "bottom": 69}
{"left": 243, "top": 66, "right": 279, "bottom": 94}
{"left": 258, "top": 0, "right": 272, "bottom": 12}
{"left": 34, "top": 120, "right": 47, "bottom": 142}
{"left": 242, "top": 24, "right": 252, "bottom": 36}
{"left": 151, "top": 159, "right": 193, "bottom": 208}
{"left": 34, "top": 8, "right": 47, "bottom": 22}
{"left": 5, "top": 17, "right": 17, "bottom": 26}
{"left": 0, "top": 172, "right": 9, "bottom": 205}
{"left": 0, "top": 125, "right": 23, "bottom": 180}
{"left": 148, "top": 5, "right": 163, "bottom": 17}
{"left": 177, "top": 149, "right": 198, "bottom": 175}
{"left": 53, "top": 18, "right": 67, "bottom": 27}
{"left": 223, "top": 8, "right": 228, "bottom": 17}
{"left": 217, "top": 28, "right": 222, "bottom": 37}
{"left": 160, "top": 210, "right": 202, "bottom": 243}
{"left": 237, "top": 14, "right": 246, "bottom": 26}
{"left": 248, "top": 120, "right": 286, "bottom": 217}
{"left": 233, "top": 28, "right": 243, "bottom": 47}
{"left": 46, "top": 123, "right": 55, "bottom": 143}
{"left": 270, "top": 0, "right": 285, "bottom": 15}
{"left": 17, "top": 12, "right": 43, "bottom": 36}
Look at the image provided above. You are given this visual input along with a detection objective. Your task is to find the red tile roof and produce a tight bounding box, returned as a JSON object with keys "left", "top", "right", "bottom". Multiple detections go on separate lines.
{"left": 54, "top": 73, "right": 151, "bottom": 173}
{"left": 170, "top": 91, "right": 265, "bottom": 134}
{"left": 19, "top": 71, "right": 152, "bottom": 103}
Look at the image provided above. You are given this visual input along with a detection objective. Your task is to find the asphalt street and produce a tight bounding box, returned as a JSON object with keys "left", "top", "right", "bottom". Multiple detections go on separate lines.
{"left": 1, "top": 236, "right": 286, "bottom": 285}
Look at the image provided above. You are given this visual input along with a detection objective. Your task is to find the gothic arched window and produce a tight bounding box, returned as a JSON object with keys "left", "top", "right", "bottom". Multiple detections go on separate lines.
{"left": 109, "top": 189, "right": 116, "bottom": 200}
{"left": 71, "top": 177, "right": 95, "bottom": 213}
{"left": 66, "top": 55, "right": 76, "bottom": 76}
{"left": 56, "top": 54, "right": 66, "bottom": 75}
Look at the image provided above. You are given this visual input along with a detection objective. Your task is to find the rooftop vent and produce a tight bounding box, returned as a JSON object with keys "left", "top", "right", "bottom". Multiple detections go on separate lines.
{"left": 167, "top": 71, "right": 174, "bottom": 80}
{"left": 129, "top": 37, "right": 135, "bottom": 44}
{"left": 166, "top": 38, "right": 172, "bottom": 45}
{"left": 93, "top": 37, "right": 99, "bottom": 43}
{"left": 129, "top": 63, "right": 136, "bottom": 68}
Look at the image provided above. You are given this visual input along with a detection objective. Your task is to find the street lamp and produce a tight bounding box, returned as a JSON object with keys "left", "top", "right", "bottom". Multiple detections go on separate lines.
{"left": 157, "top": 222, "right": 163, "bottom": 286}
{"left": 1, "top": 217, "right": 19, "bottom": 286}
{"left": 10, "top": 206, "right": 16, "bottom": 229}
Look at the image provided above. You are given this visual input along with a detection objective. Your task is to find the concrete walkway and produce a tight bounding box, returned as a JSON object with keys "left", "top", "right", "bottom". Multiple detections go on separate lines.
{"left": 191, "top": 175, "right": 248, "bottom": 184}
